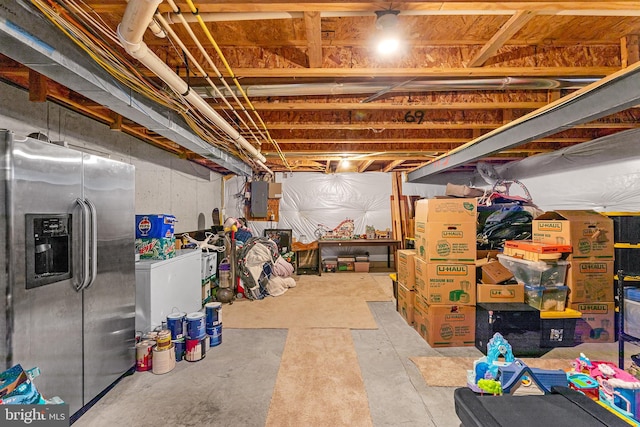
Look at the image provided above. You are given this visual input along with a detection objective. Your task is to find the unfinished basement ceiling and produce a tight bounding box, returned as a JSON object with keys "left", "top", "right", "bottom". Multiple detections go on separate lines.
{"left": 1, "top": 1, "right": 640, "bottom": 177}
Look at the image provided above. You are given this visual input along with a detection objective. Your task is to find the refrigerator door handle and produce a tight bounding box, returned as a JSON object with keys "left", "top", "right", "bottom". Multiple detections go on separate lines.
{"left": 83, "top": 198, "right": 98, "bottom": 289}
{"left": 75, "top": 198, "right": 91, "bottom": 292}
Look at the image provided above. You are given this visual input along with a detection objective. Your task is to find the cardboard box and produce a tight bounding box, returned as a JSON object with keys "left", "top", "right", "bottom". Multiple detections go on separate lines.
{"left": 566, "top": 260, "right": 614, "bottom": 304}
{"left": 414, "top": 198, "right": 477, "bottom": 223}
{"left": 397, "top": 282, "right": 415, "bottom": 325}
{"left": 397, "top": 249, "right": 416, "bottom": 289}
{"left": 570, "top": 302, "right": 615, "bottom": 343}
{"left": 481, "top": 261, "right": 514, "bottom": 284}
{"left": 354, "top": 262, "right": 370, "bottom": 272}
{"left": 414, "top": 198, "right": 477, "bottom": 263}
{"left": 135, "top": 214, "right": 176, "bottom": 239}
{"left": 414, "top": 295, "right": 476, "bottom": 347}
{"left": 477, "top": 284, "right": 524, "bottom": 303}
{"left": 414, "top": 221, "right": 477, "bottom": 263}
{"left": 532, "top": 210, "right": 614, "bottom": 260}
{"left": 415, "top": 260, "right": 476, "bottom": 305}
{"left": 135, "top": 237, "right": 176, "bottom": 260}
{"left": 268, "top": 182, "right": 283, "bottom": 199}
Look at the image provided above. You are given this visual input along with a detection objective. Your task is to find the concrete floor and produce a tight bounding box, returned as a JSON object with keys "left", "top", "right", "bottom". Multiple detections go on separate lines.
{"left": 72, "top": 273, "right": 627, "bottom": 427}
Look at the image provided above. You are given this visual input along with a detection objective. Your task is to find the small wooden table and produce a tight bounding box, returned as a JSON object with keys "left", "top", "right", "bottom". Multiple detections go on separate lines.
{"left": 292, "top": 241, "right": 321, "bottom": 275}
{"left": 317, "top": 239, "right": 401, "bottom": 275}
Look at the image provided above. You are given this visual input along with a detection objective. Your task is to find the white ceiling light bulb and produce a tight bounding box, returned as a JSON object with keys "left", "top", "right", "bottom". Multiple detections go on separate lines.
{"left": 374, "top": 10, "right": 401, "bottom": 55}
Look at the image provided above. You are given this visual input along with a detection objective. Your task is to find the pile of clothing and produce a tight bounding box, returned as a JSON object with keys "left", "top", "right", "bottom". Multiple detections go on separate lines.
{"left": 236, "top": 237, "right": 296, "bottom": 300}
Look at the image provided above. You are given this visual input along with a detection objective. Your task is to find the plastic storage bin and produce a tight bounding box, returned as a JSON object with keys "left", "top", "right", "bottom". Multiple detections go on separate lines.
{"left": 475, "top": 303, "right": 543, "bottom": 357}
{"left": 611, "top": 215, "right": 640, "bottom": 244}
{"left": 525, "top": 285, "right": 568, "bottom": 312}
{"left": 497, "top": 254, "right": 569, "bottom": 287}
{"left": 540, "top": 308, "right": 581, "bottom": 347}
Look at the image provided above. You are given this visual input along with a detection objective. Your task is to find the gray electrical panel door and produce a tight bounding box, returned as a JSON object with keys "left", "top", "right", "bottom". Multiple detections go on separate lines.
{"left": 251, "top": 181, "right": 269, "bottom": 217}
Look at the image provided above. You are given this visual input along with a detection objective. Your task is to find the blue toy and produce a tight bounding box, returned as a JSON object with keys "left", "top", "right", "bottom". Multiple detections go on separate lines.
{"left": 500, "top": 359, "right": 568, "bottom": 395}
{"left": 467, "top": 333, "right": 515, "bottom": 394}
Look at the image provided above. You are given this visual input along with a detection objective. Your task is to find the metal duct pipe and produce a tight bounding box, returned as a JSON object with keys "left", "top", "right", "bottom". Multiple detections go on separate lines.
{"left": 117, "top": 0, "right": 267, "bottom": 166}
{"left": 199, "top": 78, "right": 596, "bottom": 99}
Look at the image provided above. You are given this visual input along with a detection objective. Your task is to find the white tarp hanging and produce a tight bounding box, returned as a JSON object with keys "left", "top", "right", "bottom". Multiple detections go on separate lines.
{"left": 486, "top": 128, "right": 640, "bottom": 212}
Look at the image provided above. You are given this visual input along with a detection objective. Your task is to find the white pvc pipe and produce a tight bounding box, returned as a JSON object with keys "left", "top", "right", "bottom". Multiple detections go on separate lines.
{"left": 117, "top": 0, "right": 267, "bottom": 165}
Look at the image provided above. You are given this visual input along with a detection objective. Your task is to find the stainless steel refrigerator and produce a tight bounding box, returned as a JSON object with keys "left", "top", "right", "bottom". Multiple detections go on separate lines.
{"left": 0, "top": 129, "right": 136, "bottom": 415}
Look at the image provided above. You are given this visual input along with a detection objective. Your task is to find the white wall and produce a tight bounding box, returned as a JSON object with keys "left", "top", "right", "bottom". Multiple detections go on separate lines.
{"left": 0, "top": 81, "right": 222, "bottom": 233}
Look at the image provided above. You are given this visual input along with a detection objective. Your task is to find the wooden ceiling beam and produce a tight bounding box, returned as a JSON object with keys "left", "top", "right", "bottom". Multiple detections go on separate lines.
{"left": 358, "top": 159, "right": 374, "bottom": 172}
{"left": 264, "top": 122, "right": 640, "bottom": 130}
{"left": 468, "top": 10, "right": 537, "bottom": 67}
{"left": 271, "top": 138, "right": 588, "bottom": 145}
{"left": 89, "top": 2, "right": 640, "bottom": 15}
{"left": 621, "top": 34, "right": 640, "bottom": 67}
{"left": 304, "top": 12, "right": 323, "bottom": 68}
{"left": 227, "top": 66, "right": 617, "bottom": 79}
{"left": 382, "top": 160, "right": 404, "bottom": 173}
{"left": 226, "top": 101, "right": 546, "bottom": 111}
{"left": 28, "top": 70, "right": 47, "bottom": 103}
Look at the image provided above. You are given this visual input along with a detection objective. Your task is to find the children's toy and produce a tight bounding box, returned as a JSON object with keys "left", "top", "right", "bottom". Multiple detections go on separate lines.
{"left": 586, "top": 360, "right": 640, "bottom": 421}
{"left": 566, "top": 372, "right": 600, "bottom": 401}
{"left": 467, "top": 332, "right": 515, "bottom": 393}
{"left": 500, "top": 359, "right": 568, "bottom": 395}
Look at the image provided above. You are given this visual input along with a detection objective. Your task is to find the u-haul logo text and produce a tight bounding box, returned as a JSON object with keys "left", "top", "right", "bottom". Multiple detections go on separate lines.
{"left": 579, "top": 263, "right": 607, "bottom": 273}
{"left": 537, "top": 222, "right": 562, "bottom": 231}
{"left": 445, "top": 314, "right": 465, "bottom": 321}
{"left": 441, "top": 231, "right": 463, "bottom": 238}
{"left": 437, "top": 265, "right": 468, "bottom": 275}
{"left": 577, "top": 304, "right": 609, "bottom": 313}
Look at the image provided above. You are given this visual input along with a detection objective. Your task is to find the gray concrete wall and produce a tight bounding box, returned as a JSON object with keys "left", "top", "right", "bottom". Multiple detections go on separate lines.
{"left": 0, "top": 81, "right": 222, "bottom": 233}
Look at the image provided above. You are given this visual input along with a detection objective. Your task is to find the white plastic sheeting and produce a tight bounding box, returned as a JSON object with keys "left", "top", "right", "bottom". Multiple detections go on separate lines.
{"left": 480, "top": 128, "right": 640, "bottom": 212}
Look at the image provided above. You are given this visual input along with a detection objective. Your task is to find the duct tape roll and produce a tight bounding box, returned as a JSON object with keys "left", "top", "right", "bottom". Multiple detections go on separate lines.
{"left": 185, "top": 312, "right": 206, "bottom": 340}
{"left": 152, "top": 344, "right": 176, "bottom": 375}
{"left": 205, "top": 302, "right": 222, "bottom": 327}
{"left": 155, "top": 330, "right": 172, "bottom": 351}
{"left": 135, "top": 340, "right": 154, "bottom": 372}
{"left": 185, "top": 337, "right": 208, "bottom": 362}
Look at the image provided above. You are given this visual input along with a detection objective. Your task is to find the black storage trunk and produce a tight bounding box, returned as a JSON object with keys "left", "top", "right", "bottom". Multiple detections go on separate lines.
{"left": 615, "top": 247, "right": 640, "bottom": 274}
{"left": 611, "top": 215, "right": 640, "bottom": 244}
{"left": 540, "top": 317, "right": 577, "bottom": 348}
{"left": 475, "top": 303, "right": 543, "bottom": 357}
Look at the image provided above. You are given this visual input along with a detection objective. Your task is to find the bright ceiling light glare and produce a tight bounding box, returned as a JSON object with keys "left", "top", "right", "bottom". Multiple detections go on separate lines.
{"left": 377, "top": 37, "right": 400, "bottom": 55}
{"left": 374, "top": 10, "right": 402, "bottom": 57}
{"left": 341, "top": 159, "right": 350, "bottom": 167}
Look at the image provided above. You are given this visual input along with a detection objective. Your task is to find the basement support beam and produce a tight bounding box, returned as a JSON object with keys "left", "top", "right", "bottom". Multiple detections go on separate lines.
{"left": 468, "top": 11, "right": 536, "bottom": 67}
{"left": 28, "top": 69, "right": 47, "bottom": 102}
{"left": 408, "top": 61, "right": 640, "bottom": 183}
{"left": 621, "top": 35, "right": 640, "bottom": 67}
{"left": 383, "top": 160, "right": 404, "bottom": 173}
{"left": 358, "top": 159, "right": 374, "bottom": 173}
{"left": 304, "top": 12, "right": 323, "bottom": 68}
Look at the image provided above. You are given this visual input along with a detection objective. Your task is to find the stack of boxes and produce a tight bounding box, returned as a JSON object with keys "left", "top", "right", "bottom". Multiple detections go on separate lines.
{"left": 135, "top": 214, "right": 177, "bottom": 260}
{"left": 532, "top": 210, "right": 615, "bottom": 343}
{"left": 412, "top": 198, "right": 477, "bottom": 347}
{"left": 396, "top": 249, "right": 417, "bottom": 325}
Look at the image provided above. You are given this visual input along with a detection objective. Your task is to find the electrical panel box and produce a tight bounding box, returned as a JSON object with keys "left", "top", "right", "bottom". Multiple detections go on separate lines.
{"left": 251, "top": 181, "right": 269, "bottom": 217}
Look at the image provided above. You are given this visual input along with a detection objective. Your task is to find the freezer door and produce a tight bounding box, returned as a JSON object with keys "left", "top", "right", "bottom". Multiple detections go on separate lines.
{"left": 81, "top": 154, "right": 135, "bottom": 404}
{"left": 4, "top": 133, "right": 84, "bottom": 413}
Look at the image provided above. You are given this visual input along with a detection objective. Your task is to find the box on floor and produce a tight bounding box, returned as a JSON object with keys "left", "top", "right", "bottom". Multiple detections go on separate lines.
{"left": 413, "top": 295, "right": 475, "bottom": 347}
{"left": 396, "top": 282, "right": 415, "bottom": 325}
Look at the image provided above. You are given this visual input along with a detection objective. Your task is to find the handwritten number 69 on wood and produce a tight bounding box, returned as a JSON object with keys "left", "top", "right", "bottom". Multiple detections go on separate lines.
{"left": 404, "top": 110, "right": 425, "bottom": 124}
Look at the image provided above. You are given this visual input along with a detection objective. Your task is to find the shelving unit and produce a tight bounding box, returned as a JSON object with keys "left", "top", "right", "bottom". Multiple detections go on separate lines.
{"left": 617, "top": 271, "right": 640, "bottom": 369}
